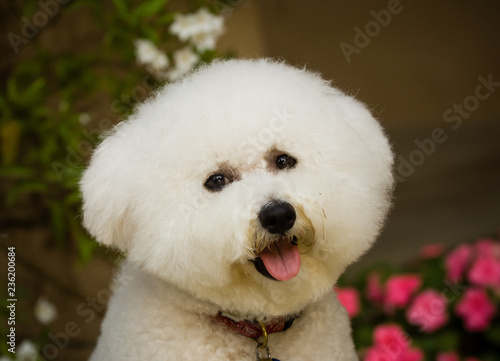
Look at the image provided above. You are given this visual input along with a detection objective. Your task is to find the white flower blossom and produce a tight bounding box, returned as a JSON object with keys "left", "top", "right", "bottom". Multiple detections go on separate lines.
{"left": 169, "top": 8, "right": 224, "bottom": 51}
{"left": 134, "top": 39, "right": 158, "bottom": 64}
{"left": 17, "top": 340, "right": 38, "bottom": 361}
{"left": 190, "top": 32, "right": 218, "bottom": 52}
{"left": 167, "top": 47, "right": 200, "bottom": 81}
{"left": 169, "top": 14, "right": 199, "bottom": 41}
{"left": 34, "top": 297, "right": 58, "bottom": 325}
{"left": 133, "top": 39, "right": 169, "bottom": 71}
{"left": 192, "top": 7, "right": 224, "bottom": 36}
{"left": 150, "top": 52, "right": 169, "bottom": 72}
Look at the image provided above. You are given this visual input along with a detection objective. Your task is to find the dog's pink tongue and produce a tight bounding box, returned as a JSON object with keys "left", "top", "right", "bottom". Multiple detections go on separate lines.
{"left": 260, "top": 239, "right": 301, "bottom": 281}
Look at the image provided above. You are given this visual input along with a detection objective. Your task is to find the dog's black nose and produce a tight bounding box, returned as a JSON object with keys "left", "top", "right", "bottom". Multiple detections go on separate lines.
{"left": 258, "top": 201, "right": 296, "bottom": 234}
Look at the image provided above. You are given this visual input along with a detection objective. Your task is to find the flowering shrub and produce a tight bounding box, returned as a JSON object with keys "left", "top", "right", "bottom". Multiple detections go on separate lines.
{"left": 1, "top": 0, "right": 234, "bottom": 264}
{"left": 1, "top": 1, "right": 235, "bottom": 359}
{"left": 134, "top": 7, "right": 226, "bottom": 81}
{"left": 337, "top": 233, "right": 500, "bottom": 361}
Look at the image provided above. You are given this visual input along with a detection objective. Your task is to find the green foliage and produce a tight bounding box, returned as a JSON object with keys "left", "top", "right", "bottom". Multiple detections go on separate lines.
{"left": 1, "top": 0, "right": 232, "bottom": 262}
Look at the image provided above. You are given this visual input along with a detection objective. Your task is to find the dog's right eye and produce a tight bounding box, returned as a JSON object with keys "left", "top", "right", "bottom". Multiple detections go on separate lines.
{"left": 276, "top": 154, "right": 297, "bottom": 170}
{"left": 204, "top": 174, "right": 231, "bottom": 192}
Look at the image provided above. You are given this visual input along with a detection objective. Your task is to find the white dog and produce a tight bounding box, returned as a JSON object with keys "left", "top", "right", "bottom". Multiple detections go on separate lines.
{"left": 80, "top": 59, "right": 393, "bottom": 361}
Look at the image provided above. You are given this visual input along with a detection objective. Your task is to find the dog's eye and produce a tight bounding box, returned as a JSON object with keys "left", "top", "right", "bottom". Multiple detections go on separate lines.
{"left": 276, "top": 154, "right": 297, "bottom": 170}
{"left": 204, "top": 174, "right": 231, "bottom": 192}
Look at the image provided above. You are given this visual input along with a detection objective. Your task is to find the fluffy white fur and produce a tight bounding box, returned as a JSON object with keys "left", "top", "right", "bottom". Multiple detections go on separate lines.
{"left": 80, "top": 59, "right": 394, "bottom": 360}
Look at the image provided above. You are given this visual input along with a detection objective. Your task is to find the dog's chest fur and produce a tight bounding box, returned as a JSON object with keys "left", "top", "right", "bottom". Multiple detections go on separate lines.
{"left": 89, "top": 263, "right": 358, "bottom": 361}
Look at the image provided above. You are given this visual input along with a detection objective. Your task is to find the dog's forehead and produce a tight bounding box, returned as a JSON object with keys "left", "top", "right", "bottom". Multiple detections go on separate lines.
{"left": 160, "top": 78, "right": 337, "bottom": 141}
{"left": 131, "top": 61, "right": 367, "bottom": 175}
{"left": 161, "top": 101, "right": 315, "bottom": 164}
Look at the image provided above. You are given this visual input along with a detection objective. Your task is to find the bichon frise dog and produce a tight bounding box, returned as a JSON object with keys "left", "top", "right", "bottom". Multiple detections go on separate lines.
{"left": 80, "top": 59, "right": 393, "bottom": 360}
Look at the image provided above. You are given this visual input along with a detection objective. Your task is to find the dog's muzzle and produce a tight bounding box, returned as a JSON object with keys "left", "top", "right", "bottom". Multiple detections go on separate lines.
{"left": 253, "top": 201, "right": 301, "bottom": 282}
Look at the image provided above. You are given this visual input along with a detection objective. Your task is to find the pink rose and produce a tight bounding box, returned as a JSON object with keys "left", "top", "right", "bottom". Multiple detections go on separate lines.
{"left": 336, "top": 287, "right": 361, "bottom": 318}
{"left": 420, "top": 244, "right": 444, "bottom": 259}
{"left": 455, "top": 288, "right": 496, "bottom": 331}
{"left": 436, "top": 352, "right": 459, "bottom": 361}
{"left": 365, "top": 346, "right": 393, "bottom": 361}
{"left": 400, "top": 348, "right": 423, "bottom": 361}
{"left": 373, "top": 324, "right": 410, "bottom": 349}
{"left": 445, "top": 244, "right": 472, "bottom": 283}
{"left": 365, "top": 346, "right": 423, "bottom": 361}
{"left": 366, "top": 272, "right": 385, "bottom": 304}
{"left": 385, "top": 275, "right": 421, "bottom": 310}
{"left": 365, "top": 324, "right": 423, "bottom": 361}
{"left": 406, "top": 290, "right": 448, "bottom": 333}
{"left": 468, "top": 256, "right": 500, "bottom": 288}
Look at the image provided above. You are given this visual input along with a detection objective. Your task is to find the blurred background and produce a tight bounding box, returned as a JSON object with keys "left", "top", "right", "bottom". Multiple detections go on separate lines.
{"left": 0, "top": 0, "right": 499, "bottom": 360}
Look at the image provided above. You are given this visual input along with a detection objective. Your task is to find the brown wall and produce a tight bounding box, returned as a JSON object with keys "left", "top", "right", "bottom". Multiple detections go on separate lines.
{"left": 219, "top": 0, "right": 500, "bottom": 265}
{"left": 220, "top": 0, "right": 500, "bottom": 128}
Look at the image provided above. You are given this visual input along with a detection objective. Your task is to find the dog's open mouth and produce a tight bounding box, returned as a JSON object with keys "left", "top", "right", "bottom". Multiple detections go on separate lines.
{"left": 253, "top": 236, "right": 301, "bottom": 281}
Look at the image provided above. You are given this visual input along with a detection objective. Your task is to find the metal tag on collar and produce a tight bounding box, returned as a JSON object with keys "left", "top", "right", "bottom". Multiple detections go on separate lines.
{"left": 255, "top": 321, "right": 280, "bottom": 361}
{"left": 256, "top": 345, "right": 281, "bottom": 361}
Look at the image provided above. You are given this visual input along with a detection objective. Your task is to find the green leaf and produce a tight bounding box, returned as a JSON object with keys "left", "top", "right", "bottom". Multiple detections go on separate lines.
{"left": 352, "top": 325, "right": 374, "bottom": 349}
{"left": 6, "top": 182, "right": 48, "bottom": 205}
{"left": 142, "top": 27, "right": 161, "bottom": 43}
{"left": 77, "top": 232, "right": 97, "bottom": 264}
{"left": 134, "top": 0, "right": 170, "bottom": 18}
{"left": 7, "top": 77, "right": 18, "bottom": 100}
{"left": 0, "top": 166, "right": 33, "bottom": 179}
{"left": 47, "top": 201, "right": 66, "bottom": 246}
{"left": 24, "top": 77, "right": 47, "bottom": 102}
{"left": 157, "top": 12, "right": 176, "bottom": 25}
{"left": 414, "top": 329, "right": 459, "bottom": 353}
{"left": 1, "top": 120, "right": 22, "bottom": 165}
{"left": 65, "top": 190, "right": 82, "bottom": 205}
{"left": 112, "top": 0, "right": 130, "bottom": 19}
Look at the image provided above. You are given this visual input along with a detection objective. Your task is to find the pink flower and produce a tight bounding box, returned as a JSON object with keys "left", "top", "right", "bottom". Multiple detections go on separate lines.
{"left": 406, "top": 290, "right": 448, "bottom": 333}
{"left": 436, "top": 352, "right": 459, "bottom": 361}
{"left": 385, "top": 275, "right": 421, "bottom": 309}
{"left": 365, "top": 347, "right": 423, "bottom": 361}
{"left": 420, "top": 244, "right": 444, "bottom": 259}
{"left": 365, "top": 346, "right": 393, "bottom": 361}
{"left": 365, "top": 324, "right": 423, "bottom": 361}
{"left": 336, "top": 287, "right": 361, "bottom": 318}
{"left": 400, "top": 348, "right": 423, "bottom": 361}
{"left": 373, "top": 324, "right": 410, "bottom": 349}
{"left": 366, "top": 272, "right": 385, "bottom": 304}
{"left": 475, "top": 238, "right": 500, "bottom": 259}
{"left": 468, "top": 256, "right": 500, "bottom": 288}
{"left": 455, "top": 288, "right": 496, "bottom": 331}
{"left": 445, "top": 244, "right": 472, "bottom": 283}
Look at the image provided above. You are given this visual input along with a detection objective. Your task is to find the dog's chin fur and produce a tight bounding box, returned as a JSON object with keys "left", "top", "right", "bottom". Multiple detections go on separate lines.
{"left": 81, "top": 59, "right": 394, "bottom": 360}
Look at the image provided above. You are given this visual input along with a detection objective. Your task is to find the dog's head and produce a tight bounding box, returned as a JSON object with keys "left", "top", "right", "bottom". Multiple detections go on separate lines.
{"left": 80, "top": 59, "right": 393, "bottom": 319}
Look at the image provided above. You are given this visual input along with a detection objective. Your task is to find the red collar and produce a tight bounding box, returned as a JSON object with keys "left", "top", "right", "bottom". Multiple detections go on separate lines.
{"left": 214, "top": 312, "right": 296, "bottom": 339}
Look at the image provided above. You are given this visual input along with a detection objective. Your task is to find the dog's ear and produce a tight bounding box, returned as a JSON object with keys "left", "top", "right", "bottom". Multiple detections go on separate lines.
{"left": 80, "top": 124, "right": 135, "bottom": 251}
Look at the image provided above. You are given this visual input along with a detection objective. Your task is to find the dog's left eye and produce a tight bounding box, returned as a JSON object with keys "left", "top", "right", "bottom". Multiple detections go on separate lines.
{"left": 276, "top": 154, "right": 297, "bottom": 170}
{"left": 204, "top": 174, "right": 231, "bottom": 192}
